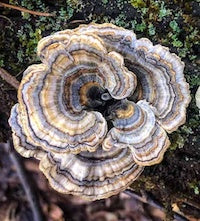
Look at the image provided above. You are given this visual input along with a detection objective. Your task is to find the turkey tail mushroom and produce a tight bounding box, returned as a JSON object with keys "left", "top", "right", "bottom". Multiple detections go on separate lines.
{"left": 9, "top": 23, "right": 190, "bottom": 201}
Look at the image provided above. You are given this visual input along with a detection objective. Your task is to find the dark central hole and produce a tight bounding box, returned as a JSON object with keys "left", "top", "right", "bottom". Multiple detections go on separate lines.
{"left": 85, "top": 86, "right": 120, "bottom": 129}
{"left": 86, "top": 86, "right": 103, "bottom": 106}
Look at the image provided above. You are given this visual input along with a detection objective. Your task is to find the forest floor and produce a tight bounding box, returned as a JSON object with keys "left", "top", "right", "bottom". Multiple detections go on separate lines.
{"left": 0, "top": 0, "right": 200, "bottom": 220}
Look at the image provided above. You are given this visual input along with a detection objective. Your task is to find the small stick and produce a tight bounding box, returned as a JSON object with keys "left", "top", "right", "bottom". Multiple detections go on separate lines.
{"left": 0, "top": 15, "right": 14, "bottom": 26}
{"left": 124, "top": 188, "right": 190, "bottom": 220}
{"left": 69, "top": 20, "right": 87, "bottom": 24}
{"left": 0, "top": 2, "right": 54, "bottom": 17}
{"left": 174, "top": 213, "right": 189, "bottom": 221}
{"left": 124, "top": 188, "right": 163, "bottom": 210}
{"left": 1, "top": 140, "right": 44, "bottom": 221}
{"left": 0, "top": 68, "right": 19, "bottom": 90}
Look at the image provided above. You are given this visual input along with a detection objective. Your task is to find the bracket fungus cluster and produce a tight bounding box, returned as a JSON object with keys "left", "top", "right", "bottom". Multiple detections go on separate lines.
{"left": 9, "top": 23, "right": 191, "bottom": 201}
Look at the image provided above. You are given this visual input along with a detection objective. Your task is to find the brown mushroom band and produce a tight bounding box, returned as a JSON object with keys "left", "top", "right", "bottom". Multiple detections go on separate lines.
{"left": 9, "top": 23, "right": 191, "bottom": 200}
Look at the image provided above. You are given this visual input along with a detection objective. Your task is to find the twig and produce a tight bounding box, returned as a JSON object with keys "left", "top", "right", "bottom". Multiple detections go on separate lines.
{"left": 69, "top": 20, "right": 87, "bottom": 24}
{"left": 0, "top": 15, "right": 14, "bottom": 26}
{"left": 124, "top": 188, "right": 190, "bottom": 221}
{"left": 0, "top": 140, "right": 44, "bottom": 221}
{"left": 124, "top": 188, "right": 163, "bottom": 210}
{"left": 0, "top": 2, "right": 54, "bottom": 17}
{"left": 0, "top": 68, "right": 19, "bottom": 90}
{"left": 174, "top": 213, "right": 189, "bottom": 221}
{"left": 184, "top": 200, "right": 200, "bottom": 211}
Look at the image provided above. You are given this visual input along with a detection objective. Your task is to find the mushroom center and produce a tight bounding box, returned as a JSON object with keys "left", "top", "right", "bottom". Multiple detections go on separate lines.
{"left": 63, "top": 68, "right": 135, "bottom": 129}
{"left": 82, "top": 83, "right": 116, "bottom": 119}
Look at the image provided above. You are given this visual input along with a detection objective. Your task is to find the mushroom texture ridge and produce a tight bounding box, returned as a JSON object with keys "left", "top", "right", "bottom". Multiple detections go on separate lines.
{"left": 9, "top": 23, "right": 191, "bottom": 201}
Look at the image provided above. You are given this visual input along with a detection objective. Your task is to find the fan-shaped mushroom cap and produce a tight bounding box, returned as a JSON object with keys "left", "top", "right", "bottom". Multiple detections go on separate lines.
{"left": 103, "top": 100, "right": 170, "bottom": 166}
{"left": 14, "top": 33, "right": 136, "bottom": 154}
{"left": 9, "top": 23, "right": 190, "bottom": 200}
{"left": 39, "top": 147, "right": 143, "bottom": 200}
{"left": 9, "top": 104, "right": 46, "bottom": 160}
{"left": 73, "top": 23, "right": 191, "bottom": 133}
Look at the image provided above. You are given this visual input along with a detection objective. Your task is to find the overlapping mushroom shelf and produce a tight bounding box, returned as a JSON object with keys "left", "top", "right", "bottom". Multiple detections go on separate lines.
{"left": 9, "top": 23, "right": 191, "bottom": 200}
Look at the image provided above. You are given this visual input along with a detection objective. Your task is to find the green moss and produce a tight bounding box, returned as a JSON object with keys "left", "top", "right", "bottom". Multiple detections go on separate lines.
{"left": 158, "top": 2, "right": 171, "bottom": 20}
{"left": 16, "top": 25, "right": 42, "bottom": 63}
{"left": 128, "top": 0, "right": 200, "bottom": 65}
{"left": 194, "top": 187, "right": 199, "bottom": 195}
{"left": 170, "top": 132, "right": 185, "bottom": 150}
{"left": 169, "top": 20, "right": 180, "bottom": 33}
{"left": 148, "top": 23, "right": 156, "bottom": 36}
{"left": 102, "top": 0, "right": 108, "bottom": 5}
{"left": 130, "top": 0, "right": 146, "bottom": 8}
{"left": 0, "top": 57, "right": 4, "bottom": 67}
{"left": 0, "top": 0, "right": 84, "bottom": 73}
{"left": 114, "top": 13, "right": 128, "bottom": 27}
{"left": 135, "top": 21, "right": 146, "bottom": 32}
{"left": 131, "top": 175, "right": 157, "bottom": 191}
{"left": 188, "top": 181, "right": 200, "bottom": 195}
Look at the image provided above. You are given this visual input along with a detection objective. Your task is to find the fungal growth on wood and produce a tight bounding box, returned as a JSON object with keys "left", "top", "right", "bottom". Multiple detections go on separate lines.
{"left": 9, "top": 23, "right": 191, "bottom": 201}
